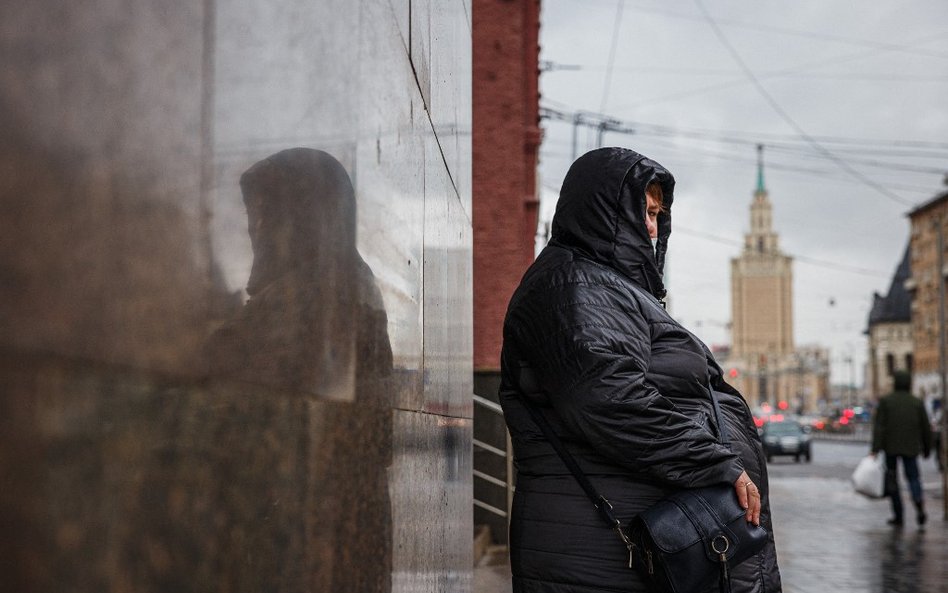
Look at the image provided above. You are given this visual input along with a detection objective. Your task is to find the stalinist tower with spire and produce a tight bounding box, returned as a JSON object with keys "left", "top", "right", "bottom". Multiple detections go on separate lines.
{"left": 731, "top": 146, "right": 794, "bottom": 360}
{"left": 726, "top": 146, "right": 830, "bottom": 411}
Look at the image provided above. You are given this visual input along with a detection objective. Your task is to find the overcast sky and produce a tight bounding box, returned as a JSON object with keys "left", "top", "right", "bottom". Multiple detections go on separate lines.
{"left": 537, "top": 0, "right": 948, "bottom": 387}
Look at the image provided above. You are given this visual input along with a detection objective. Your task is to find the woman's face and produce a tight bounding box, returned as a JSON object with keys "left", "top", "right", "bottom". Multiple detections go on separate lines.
{"left": 645, "top": 192, "right": 661, "bottom": 239}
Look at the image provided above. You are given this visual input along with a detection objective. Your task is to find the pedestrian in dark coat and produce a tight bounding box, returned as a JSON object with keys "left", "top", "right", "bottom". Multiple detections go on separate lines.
{"left": 871, "top": 370, "right": 932, "bottom": 527}
{"left": 499, "top": 148, "right": 782, "bottom": 592}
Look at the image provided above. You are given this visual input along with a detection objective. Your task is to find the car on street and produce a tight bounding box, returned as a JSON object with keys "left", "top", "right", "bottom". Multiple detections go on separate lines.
{"left": 761, "top": 420, "right": 811, "bottom": 463}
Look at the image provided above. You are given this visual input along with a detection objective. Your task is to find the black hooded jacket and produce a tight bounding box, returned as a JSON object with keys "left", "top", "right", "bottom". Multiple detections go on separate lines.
{"left": 499, "top": 148, "right": 781, "bottom": 593}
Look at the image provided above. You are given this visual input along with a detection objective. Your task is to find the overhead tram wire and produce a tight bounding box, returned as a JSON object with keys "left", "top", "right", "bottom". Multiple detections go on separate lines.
{"left": 542, "top": 102, "right": 946, "bottom": 190}
{"left": 673, "top": 226, "right": 891, "bottom": 279}
{"left": 599, "top": 0, "right": 625, "bottom": 114}
{"left": 541, "top": 101, "right": 948, "bottom": 152}
{"left": 693, "top": 0, "right": 916, "bottom": 208}
{"left": 597, "top": 136, "right": 938, "bottom": 193}
{"left": 761, "top": 147, "right": 948, "bottom": 175}
{"left": 608, "top": 29, "right": 948, "bottom": 114}
{"left": 542, "top": 139, "right": 836, "bottom": 178}
{"left": 763, "top": 143, "right": 948, "bottom": 161}
{"left": 626, "top": 124, "right": 948, "bottom": 163}
{"left": 534, "top": 177, "right": 893, "bottom": 278}
{"left": 579, "top": 65, "right": 948, "bottom": 83}
{"left": 626, "top": 120, "right": 948, "bottom": 151}
{"left": 598, "top": 2, "right": 948, "bottom": 61}
{"left": 541, "top": 142, "right": 936, "bottom": 195}
{"left": 541, "top": 105, "right": 948, "bottom": 172}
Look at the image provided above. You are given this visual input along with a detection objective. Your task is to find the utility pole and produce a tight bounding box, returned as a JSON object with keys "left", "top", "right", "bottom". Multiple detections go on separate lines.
{"left": 597, "top": 119, "right": 609, "bottom": 148}
{"left": 571, "top": 112, "right": 584, "bottom": 160}
{"left": 536, "top": 107, "right": 635, "bottom": 160}
{"left": 849, "top": 353, "right": 855, "bottom": 410}
{"left": 596, "top": 118, "right": 634, "bottom": 149}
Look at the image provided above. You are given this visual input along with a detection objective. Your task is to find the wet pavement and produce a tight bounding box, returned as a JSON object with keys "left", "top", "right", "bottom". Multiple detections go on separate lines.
{"left": 768, "top": 440, "right": 948, "bottom": 593}
{"left": 474, "top": 440, "right": 948, "bottom": 592}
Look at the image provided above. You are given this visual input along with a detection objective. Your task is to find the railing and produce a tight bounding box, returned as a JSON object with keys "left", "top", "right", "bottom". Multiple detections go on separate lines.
{"left": 473, "top": 394, "right": 514, "bottom": 531}
{"left": 810, "top": 423, "right": 872, "bottom": 443}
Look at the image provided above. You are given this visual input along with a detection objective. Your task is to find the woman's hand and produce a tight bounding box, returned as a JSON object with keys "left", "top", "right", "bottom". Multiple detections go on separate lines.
{"left": 734, "top": 470, "right": 761, "bottom": 526}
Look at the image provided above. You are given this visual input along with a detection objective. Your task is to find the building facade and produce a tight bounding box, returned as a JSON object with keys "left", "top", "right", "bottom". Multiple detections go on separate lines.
{"left": 725, "top": 148, "right": 828, "bottom": 412}
{"left": 471, "top": 0, "right": 541, "bottom": 544}
{"left": 906, "top": 188, "right": 948, "bottom": 403}
{"left": 472, "top": 0, "right": 542, "bottom": 379}
{"left": 866, "top": 246, "right": 913, "bottom": 400}
{"left": 0, "top": 3, "right": 473, "bottom": 592}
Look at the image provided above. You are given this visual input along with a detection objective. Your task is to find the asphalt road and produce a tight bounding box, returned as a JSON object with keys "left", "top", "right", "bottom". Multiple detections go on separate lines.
{"left": 766, "top": 437, "right": 944, "bottom": 513}
{"left": 766, "top": 437, "right": 878, "bottom": 479}
{"left": 767, "top": 438, "right": 948, "bottom": 593}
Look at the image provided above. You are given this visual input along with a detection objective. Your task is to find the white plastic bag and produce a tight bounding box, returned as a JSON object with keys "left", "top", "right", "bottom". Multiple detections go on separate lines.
{"left": 851, "top": 454, "right": 886, "bottom": 498}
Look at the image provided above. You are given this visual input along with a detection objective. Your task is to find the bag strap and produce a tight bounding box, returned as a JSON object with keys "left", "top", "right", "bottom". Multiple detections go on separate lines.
{"left": 518, "top": 396, "right": 638, "bottom": 565}
{"left": 519, "top": 398, "right": 621, "bottom": 526}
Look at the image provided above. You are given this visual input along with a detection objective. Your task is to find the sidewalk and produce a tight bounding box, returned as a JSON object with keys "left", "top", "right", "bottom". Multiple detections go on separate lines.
{"left": 474, "top": 473, "right": 948, "bottom": 592}
{"left": 474, "top": 545, "right": 513, "bottom": 593}
{"left": 770, "top": 473, "right": 947, "bottom": 593}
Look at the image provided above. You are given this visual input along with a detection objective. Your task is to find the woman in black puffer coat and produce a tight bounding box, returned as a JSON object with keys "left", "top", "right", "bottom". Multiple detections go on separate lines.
{"left": 499, "top": 148, "right": 782, "bottom": 593}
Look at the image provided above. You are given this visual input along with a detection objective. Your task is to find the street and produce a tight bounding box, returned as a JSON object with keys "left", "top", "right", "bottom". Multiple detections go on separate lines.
{"left": 768, "top": 439, "right": 947, "bottom": 593}
{"left": 475, "top": 439, "right": 948, "bottom": 593}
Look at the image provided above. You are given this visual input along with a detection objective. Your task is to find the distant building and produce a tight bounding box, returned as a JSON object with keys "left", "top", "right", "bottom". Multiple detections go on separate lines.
{"left": 730, "top": 147, "right": 794, "bottom": 362}
{"left": 724, "top": 147, "right": 828, "bottom": 412}
{"left": 865, "top": 245, "right": 913, "bottom": 400}
{"left": 906, "top": 187, "right": 948, "bottom": 404}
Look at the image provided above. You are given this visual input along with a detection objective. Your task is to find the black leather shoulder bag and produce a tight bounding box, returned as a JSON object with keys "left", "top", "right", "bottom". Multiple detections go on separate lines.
{"left": 518, "top": 382, "right": 768, "bottom": 593}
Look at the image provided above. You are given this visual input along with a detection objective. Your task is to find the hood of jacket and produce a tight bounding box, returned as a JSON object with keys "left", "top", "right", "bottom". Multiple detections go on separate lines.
{"left": 549, "top": 147, "right": 675, "bottom": 300}
{"left": 240, "top": 147, "right": 357, "bottom": 296}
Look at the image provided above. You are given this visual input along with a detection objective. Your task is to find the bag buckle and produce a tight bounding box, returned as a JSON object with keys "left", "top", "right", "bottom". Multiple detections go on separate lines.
{"left": 596, "top": 495, "right": 638, "bottom": 569}
{"left": 610, "top": 521, "right": 637, "bottom": 569}
{"left": 711, "top": 535, "right": 730, "bottom": 562}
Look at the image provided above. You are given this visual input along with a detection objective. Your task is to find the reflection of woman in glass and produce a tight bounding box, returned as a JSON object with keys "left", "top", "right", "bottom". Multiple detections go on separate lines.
{"left": 208, "top": 147, "right": 391, "bottom": 396}
{"left": 206, "top": 147, "right": 393, "bottom": 593}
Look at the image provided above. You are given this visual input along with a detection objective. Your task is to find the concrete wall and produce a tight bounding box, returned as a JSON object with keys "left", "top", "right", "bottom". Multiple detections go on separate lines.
{"left": 0, "top": 1, "right": 472, "bottom": 591}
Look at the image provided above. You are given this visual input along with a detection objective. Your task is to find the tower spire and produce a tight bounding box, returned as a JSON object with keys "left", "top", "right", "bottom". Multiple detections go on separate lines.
{"left": 747, "top": 143, "right": 778, "bottom": 253}
{"left": 756, "top": 143, "right": 766, "bottom": 194}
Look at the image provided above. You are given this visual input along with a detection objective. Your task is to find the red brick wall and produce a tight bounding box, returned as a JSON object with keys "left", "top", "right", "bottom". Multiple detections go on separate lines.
{"left": 472, "top": 0, "right": 541, "bottom": 371}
